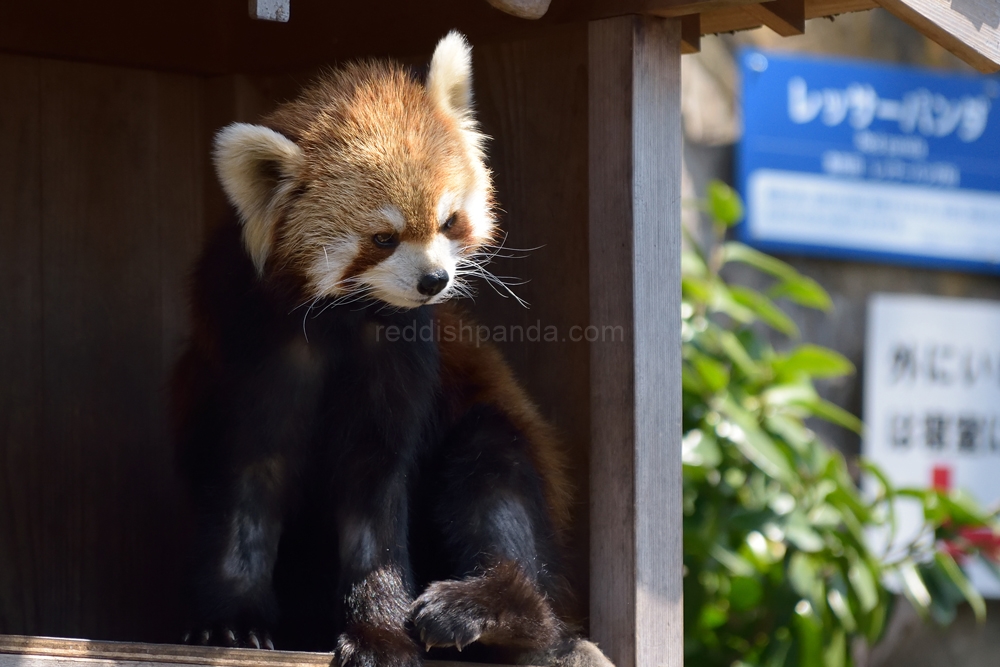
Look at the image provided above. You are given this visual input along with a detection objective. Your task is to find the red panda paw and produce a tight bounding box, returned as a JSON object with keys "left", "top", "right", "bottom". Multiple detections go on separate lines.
{"left": 411, "top": 566, "right": 562, "bottom": 652}
{"left": 182, "top": 626, "right": 274, "bottom": 650}
{"left": 334, "top": 624, "right": 422, "bottom": 667}
{"left": 411, "top": 580, "right": 488, "bottom": 651}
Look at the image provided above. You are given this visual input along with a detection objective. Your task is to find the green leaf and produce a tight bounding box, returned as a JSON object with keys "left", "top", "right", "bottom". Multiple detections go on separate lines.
{"left": 691, "top": 353, "right": 730, "bottom": 393}
{"left": 772, "top": 345, "right": 855, "bottom": 380}
{"left": 699, "top": 602, "right": 729, "bottom": 629}
{"left": 823, "top": 629, "right": 846, "bottom": 667}
{"left": 768, "top": 275, "right": 833, "bottom": 312}
{"left": 899, "top": 561, "right": 932, "bottom": 618}
{"left": 934, "top": 551, "right": 986, "bottom": 623}
{"left": 805, "top": 398, "right": 864, "bottom": 434}
{"left": 789, "top": 553, "right": 825, "bottom": 608}
{"left": 721, "top": 241, "right": 799, "bottom": 281}
{"left": 848, "top": 558, "right": 879, "bottom": 614}
{"left": 709, "top": 280, "right": 757, "bottom": 323}
{"left": 718, "top": 395, "right": 795, "bottom": 482}
{"left": 707, "top": 180, "right": 745, "bottom": 226}
{"left": 681, "top": 249, "right": 708, "bottom": 279}
{"left": 682, "top": 275, "right": 713, "bottom": 304}
{"left": 730, "top": 576, "right": 764, "bottom": 611}
{"left": 941, "top": 489, "right": 995, "bottom": 527}
{"left": 785, "top": 512, "right": 826, "bottom": 553}
{"left": 827, "top": 572, "right": 857, "bottom": 633}
{"left": 765, "top": 414, "right": 815, "bottom": 453}
{"left": 729, "top": 286, "right": 800, "bottom": 337}
{"left": 711, "top": 543, "right": 756, "bottom": 577}
{"left": 716, "top": 330, "right": 763, "bottom": 379}
{"left": 793, "top": 601, "right": 824, "bottom": 667}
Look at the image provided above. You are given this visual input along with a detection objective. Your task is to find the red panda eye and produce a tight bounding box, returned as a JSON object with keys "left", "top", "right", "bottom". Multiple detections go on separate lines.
{"left": 443, "top": 213, "right": 458, "bottom": 230}
{"left": 372, "top": 232, "right": 399, "bottom": 248}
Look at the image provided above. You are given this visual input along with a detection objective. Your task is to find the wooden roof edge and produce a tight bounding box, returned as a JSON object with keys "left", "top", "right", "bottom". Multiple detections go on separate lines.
{"left": 873, "top": 0, "right": 1000, "bottom": 73}
{"left": 579, "top": 0, "right": 999, "bottom": 72}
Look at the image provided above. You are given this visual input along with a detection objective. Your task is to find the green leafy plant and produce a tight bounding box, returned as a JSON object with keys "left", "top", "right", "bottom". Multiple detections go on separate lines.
{"left": 682, "top": 181, "right": 1000, "bottom": 667}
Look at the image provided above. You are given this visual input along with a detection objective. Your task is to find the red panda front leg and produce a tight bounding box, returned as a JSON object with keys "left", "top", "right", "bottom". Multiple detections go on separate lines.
{"left": 185, "top": 457, "right": 286, "bottom": 649}
{"left": 333, "top": 467, "right": 422, "bottom": 667}
{"left": 411, "top": 404, "right": 566, "bottom": 654}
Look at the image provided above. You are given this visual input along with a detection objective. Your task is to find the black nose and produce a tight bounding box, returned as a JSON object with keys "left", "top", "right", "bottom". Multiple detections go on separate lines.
{"left": 417, "top": 269, "right": 449, "bottom": 297}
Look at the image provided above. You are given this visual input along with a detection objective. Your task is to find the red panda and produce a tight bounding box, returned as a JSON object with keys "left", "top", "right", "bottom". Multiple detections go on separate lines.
{"left": 170, "top": 32, "right": 581, "bottom": 667}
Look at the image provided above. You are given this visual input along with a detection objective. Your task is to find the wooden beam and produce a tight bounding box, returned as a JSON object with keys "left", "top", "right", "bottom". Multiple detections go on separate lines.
{"left": 875, "top": 0, "right": 1000, "bottom": 73}
{"left": 588, "top": 15, "right": 683, "bottom": 667}
{"left": 585, "top": 0, "right": 765, "bottom": 20}
{"left": 0, "top": 635, "right": 499, "bottom": 667}
{"left": 743, "top": 0, "right": 805, "bottom": 35}
{"left": 248, "top": 0, "right": 289, "bottom": 22}
{"left": 681, "top": 13, "right": 702, "bottom": 52}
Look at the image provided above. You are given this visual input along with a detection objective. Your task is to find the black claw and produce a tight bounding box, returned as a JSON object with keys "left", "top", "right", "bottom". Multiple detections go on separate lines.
{"left": 247, "top": 631, "right": 261, "bottom": 649}
{"left": 199, "top": 630, "right": 211, "bottom": 645}
{"left": 263, "top": 636, "right": 275, "bottom": 651}
{"left": 182, "top": 631, "right": 192, "bottom": 644}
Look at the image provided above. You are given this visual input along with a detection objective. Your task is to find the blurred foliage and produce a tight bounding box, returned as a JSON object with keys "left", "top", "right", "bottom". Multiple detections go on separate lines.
{"left": 682, "top": 181, "right": 1000, "bottom": 667}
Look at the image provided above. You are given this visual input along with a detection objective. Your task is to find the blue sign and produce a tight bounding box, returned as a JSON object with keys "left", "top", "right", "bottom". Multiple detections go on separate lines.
{"left": 738, "top": 49, "right": 1000, "bottom": 273}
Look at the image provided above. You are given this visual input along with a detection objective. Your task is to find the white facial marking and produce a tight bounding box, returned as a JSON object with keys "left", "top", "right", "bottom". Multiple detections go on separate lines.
{"left": 361, "top": 236, "right": 460, "bottom": 308}
{"left": 308, "top": 235, "right": 363, "bottom": 296}
{"left": 437, "top": 191, "right": 458, "bottom": 226}
{"left": 462, "top": 187, "right": 493, "bottom": 241}
{"left": 378, "top": 205, "right": 406, "bottom": 233}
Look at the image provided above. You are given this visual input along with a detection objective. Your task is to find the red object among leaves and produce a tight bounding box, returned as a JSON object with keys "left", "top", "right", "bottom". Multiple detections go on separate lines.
{"left": 932, "top": 465, "right": 951, "bottom": 491}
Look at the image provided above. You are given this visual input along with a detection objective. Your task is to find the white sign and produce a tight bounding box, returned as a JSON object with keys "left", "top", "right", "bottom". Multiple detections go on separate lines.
{"left": 864, "top": 293, "right": 1000, "bottom": 596}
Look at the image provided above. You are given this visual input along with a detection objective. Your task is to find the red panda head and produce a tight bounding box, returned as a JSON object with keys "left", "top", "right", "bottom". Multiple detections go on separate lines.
{"left": 213, "top": 32, "right": 495, "bottom": 309}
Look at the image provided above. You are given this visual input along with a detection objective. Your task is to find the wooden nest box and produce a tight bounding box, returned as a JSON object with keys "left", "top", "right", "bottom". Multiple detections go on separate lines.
{"left": 0, "top": 1, "right": 995, "bottom": 667}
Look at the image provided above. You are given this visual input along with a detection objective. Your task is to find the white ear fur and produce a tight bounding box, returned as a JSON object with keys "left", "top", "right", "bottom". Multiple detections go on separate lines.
{"left": 213, "top": 123, "right": 304, "bottom": 274}
{"left": 426, "top": 31, "right": 473, "bottom": 117}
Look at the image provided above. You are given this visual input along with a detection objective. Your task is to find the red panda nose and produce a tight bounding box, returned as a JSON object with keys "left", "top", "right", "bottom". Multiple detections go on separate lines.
{"left": 417, "top": 269, "right": 449, "bottom": 297}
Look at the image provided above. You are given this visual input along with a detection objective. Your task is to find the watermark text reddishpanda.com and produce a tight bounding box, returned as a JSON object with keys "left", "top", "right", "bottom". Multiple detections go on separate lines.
{"left": 374, "top": 320, "right": 625, "bottom": 346}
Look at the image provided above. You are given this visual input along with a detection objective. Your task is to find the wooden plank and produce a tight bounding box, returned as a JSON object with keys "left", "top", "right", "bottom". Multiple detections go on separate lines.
{"left": 471, "top": 23, "right": 593, "bottom": 624}
{"left": 0, "top": 635, "right": 498, "bottom": 667}
{"left": 35, "top": 59, "right": 190, "bottom": 641}
{"left": 0, "top": 635, "right": 330, "bottom": 667}
{"left": 588, "top": 15, "right": 683, "bottom": 667}
{"left": 804, "top": 0, "right": 878, "bottom": 16}
{"left": 586, "top": 0, "right": 768, "bottom": 19}
{"left": 0, "top": 54, "right": 43, "bottom": 636}
{"left": 698, "top": 6, "right": 764, "bottom": 33}
{"left": 875, "top": 0, "right": 1000, "bottom": 73}
{"left": 681, "top": 13, "right": 702, "bottom": 52}
{"left": 698, "top": 0, "right": 876, "bottom": 35}
{"left": 743, "top": 0, "right": 805, "bottom": 35}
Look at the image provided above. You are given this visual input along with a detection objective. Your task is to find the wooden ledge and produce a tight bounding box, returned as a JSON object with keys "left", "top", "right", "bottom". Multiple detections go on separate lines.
{"left": 0, "top": 635, "right": 494, "bottom": 667}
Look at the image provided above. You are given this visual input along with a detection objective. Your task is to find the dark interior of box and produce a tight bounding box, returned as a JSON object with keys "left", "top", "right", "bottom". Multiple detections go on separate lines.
{"left": 0, "top": 1, "right": 591, "bottom": 644}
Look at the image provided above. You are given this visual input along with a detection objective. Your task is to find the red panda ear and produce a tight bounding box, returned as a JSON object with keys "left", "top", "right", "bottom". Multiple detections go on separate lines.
{"left": 426, "top": 31, "right": 473, "bottom": 119}
{"left": 214, "top": 123, "right": 304, "bottom": 274}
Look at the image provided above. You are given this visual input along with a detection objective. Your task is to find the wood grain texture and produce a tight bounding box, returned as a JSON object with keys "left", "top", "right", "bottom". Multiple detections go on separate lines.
{"left": 681, "top": 14, "right": 702, "bottom": 53}
{"left": 0, "top": 56, "right": 204, "bottom": 641}
{"left": 743, "top": 0, "right": 806, "bottom": 35}
{"left": 875, "top": 0, "right": 1000, "bottom": 73}
{"left": 0, "top": 635, "right": 509, "bottom": 667}
{"left": 0, "top": 54, "right": 43, "bottom": 635}
{"left": 470, "top": 24, "right": 592, "bottom": 625}
{"left": 588, "top": 15, "right": 683, "bottom": 667}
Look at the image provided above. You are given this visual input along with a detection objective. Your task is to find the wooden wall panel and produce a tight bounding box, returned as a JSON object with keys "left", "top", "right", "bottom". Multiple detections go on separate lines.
{"left": 588, "top": 15, "right": 683, "bottom": 667}
{"left": 0, "top": 54, "right": 43, "bottom": 635}
{"left": 0, "top": 56, "right": 205, "bottom": 642}
{"left": 471, "top": 25, "right": 592, "bottom": 625}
